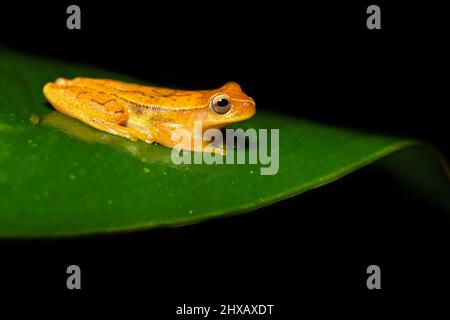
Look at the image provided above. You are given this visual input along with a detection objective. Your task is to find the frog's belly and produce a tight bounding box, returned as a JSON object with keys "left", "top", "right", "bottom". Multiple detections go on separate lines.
{"left": 126, "top": 116, "right": 154, "bottom": 136}
{"left": 126, "top": 112, "right": 181, "bottom": 140}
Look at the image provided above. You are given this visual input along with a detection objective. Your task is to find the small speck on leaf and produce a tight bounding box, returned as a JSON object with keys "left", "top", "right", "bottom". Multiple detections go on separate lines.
{"left": 69, "top": 174, "right": 77, "bottom": 180}
{"left": 29, "top": 113, "right": 40, "bottom": 126}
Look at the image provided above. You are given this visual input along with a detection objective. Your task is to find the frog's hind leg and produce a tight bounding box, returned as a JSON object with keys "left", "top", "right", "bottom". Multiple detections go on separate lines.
{"left": 83, "top": 117, "right": 154, "bottom": 143}
{"left": 43, "top": 83, "right": 154, "bottom": 143}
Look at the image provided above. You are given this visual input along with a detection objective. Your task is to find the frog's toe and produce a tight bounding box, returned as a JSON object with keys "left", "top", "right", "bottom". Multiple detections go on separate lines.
{"left": 203, "top": 146, "right": 226, "bottom": 155}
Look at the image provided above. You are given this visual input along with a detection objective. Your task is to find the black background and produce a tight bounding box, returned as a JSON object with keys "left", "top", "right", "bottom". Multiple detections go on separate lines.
{"left": 0, "top": 1, "right": 449, "bottom": 316}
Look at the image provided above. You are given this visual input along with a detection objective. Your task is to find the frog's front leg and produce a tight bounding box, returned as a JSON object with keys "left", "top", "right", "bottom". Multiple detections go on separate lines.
{"left": 196, "top": 140, "right": 226, "bottom": 155}
{"left": 153, "top": 123, "right": 226, "bottom": 155}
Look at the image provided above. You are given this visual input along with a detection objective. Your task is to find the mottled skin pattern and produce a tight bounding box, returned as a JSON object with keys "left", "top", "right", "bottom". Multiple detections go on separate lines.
{"left": 43, "top": 77, "right": 256, "bottom": 152}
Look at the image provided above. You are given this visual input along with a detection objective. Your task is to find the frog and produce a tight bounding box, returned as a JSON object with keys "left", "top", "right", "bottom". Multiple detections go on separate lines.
{"left": 43, "top": 77, "right": 256, "bottom": 153}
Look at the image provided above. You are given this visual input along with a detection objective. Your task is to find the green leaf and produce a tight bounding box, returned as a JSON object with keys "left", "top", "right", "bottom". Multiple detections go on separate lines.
{"left": 0, "top": 48, "right": 448, "bottom": 237}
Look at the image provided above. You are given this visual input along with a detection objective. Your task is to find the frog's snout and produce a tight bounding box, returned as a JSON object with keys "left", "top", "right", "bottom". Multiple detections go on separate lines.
{"left": 243, "top": 99, "right": 255, "bottom": 109}
{"left": 244, "top": 99, "right": 256, "bottom": 115}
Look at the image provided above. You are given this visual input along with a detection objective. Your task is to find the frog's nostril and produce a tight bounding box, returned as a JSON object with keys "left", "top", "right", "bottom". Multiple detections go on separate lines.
{"left": 243, "top": 100, "right": 255, "bottom": 108}
{"left": 242, "top": 100, "right": 256, "bottom": 118}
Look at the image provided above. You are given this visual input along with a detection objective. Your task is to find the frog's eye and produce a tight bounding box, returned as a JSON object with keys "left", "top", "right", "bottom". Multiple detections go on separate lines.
{"left": 210, "top": 93, "right": 231, "bottom": 114}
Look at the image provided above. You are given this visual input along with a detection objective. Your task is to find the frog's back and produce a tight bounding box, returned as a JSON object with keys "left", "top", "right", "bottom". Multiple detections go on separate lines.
{"left": 54, "top": 77, "right": 211, "bottom": 111}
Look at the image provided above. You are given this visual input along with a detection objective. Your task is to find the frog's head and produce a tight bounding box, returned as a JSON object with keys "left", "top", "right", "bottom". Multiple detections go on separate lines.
{"left": 204, "top": 82, "right": 255, "bottom": 128}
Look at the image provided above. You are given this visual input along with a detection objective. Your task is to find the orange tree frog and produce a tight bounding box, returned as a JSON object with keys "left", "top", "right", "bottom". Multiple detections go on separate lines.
{"left": 43, "top": 77, "right": 256, "bottom": 153}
